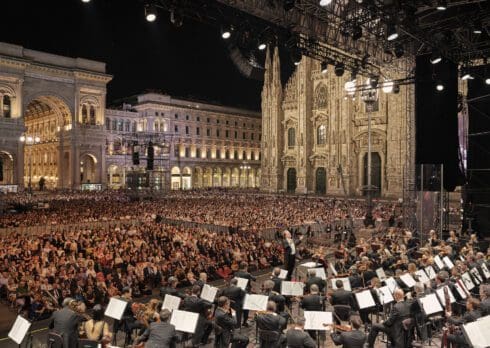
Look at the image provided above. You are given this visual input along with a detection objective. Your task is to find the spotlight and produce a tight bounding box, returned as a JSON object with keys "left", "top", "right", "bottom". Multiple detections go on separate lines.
{"left": 394, "top": 43, "right": 404, "bottom": 58}
{"left": 473, "top": 21, "right": 483, "bottom": 34}
{"left": 170, "top": 11, "right": 183, "bottom": 27}
{"left": 345, "top": 80, "right": 356, "bottom": 95}
{"left": 319, "top": 0, "right": 332, "bottom": 5}
{"left": 284, "top": 0, "right": 295, "bottom": 11}
{"left": 430, "top": 51, "right": 442, "bottom": 64}
{"left": 461, "top": 70, "right": 474, "bottom": 80}
{"left": 436, "top": 81, "right": 444, "bottom": 91}
{"left": 382, "top": 80, "right": 394, "bottom": 93}
{"left": 436, "top": 0, "right": 447, "bottom": 11}
{"left": 81, "top": 0, "right": 91, "bottom": 3}
{"left": 386, "top": 24, "right": 398, "bottom": 41}
{"left": 221, "top": 26, "right": 232, "bottom": 39}
{"left": 352, "top": 25, "right": 362, "bottom": 41}
{"left": 334, "top": 62, "right": 345, "bottom": 77}
{"left": 290, "top": 48, "right": 302, "bottom": 66}
{"left": 370, "top": 76, "right": 379, "bottom": 88}
{"left": 145, "top": 4, "right": 157, "bottom": 22}
{"left": 321, "top": 61, "right": 328, "bottom": 74}
{"left": 258, "top": 42, "right": 267, "bottom": 50}
{"left": 486, "top": 78, "right": 490, "bottom": 85}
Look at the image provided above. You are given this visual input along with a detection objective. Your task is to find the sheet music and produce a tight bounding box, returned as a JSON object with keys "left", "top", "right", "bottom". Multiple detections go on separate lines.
{"left": 462, "top": 315, "right": 490, "bottom": 348}
{"left": 200, "top": 284, "right": 218, "bottom": 303}
{"left": 434, "top": 255, "right": 445, "bottom": 270}
{"left": 311, "top": 267, "right": 327, "bottom": 280}
{"left": 481, "top": 263, "right": 490, "bottom": 279}
{"left": 355, "top": 289, "right": 376, "bottom": 309}
{"left": 304, "top": 311, "right": 333, "bottom": 331}
{"left": 470, "top": 268, "right": 483, "bottom": 284}
{"left": 281, "top": 281, "right": 304, "bottom": 296}
{"left": 104, "top": 297, "right": 128, "bottom": 320}
{"left": 454, "top": 281, "right": 468, "bottom": 300}
{"left": 375, "top": 268, "right": 386, "bottom": 281}
{"left": 384, "top": 277, "right": 399, "bottom": 293}
{"left": 8, "top": 316, "right": 31, "bottom": 345}
{"left": 419, "top": 293, "right": 444, "bottom": 315}
{"left": 425, "top": 266, "right": 437, "bottom": 280}
{"left": 170, "top": 309, "right": 199, "bottom": 333}
{"left": 243, "top": 294, "right": 268, "bottom": 311}
{"left": 329, "top": 263, "right": 338, "bottom": 277}
{"left": 162, "top": 294, "right": 181, "bottom": 311}
{"left": 436, "top": 286, "right": 456, "bottom": 306}
{"left": 301, "top": 262, "right": 320, "bottom": 268}
{"left": 443, "top": 256, "right": 455, "bottom": 269}
{"left": 331, "top": 278, "right": 351, "bottom": 291}
{"left": 278, "top": 269, "right": 288, "bottom": 279}
{"left": 234, "top": 277, "right": 249, "bottom": 290}
{"left": 415, "top": 269, "right": 430, "bottom": 284}
{"left": 376, "top": 286, "right": 394, "bottom": 304}
{"left": 461, "top": 272, "right": 475, "bottom": 290}
{"left": 400, "top": 274, "right": 416, "bottom": 288}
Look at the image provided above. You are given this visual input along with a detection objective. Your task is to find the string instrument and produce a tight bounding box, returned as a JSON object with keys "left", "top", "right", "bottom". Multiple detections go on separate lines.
{"left": 441, "top": 286, "right": 453, "bottom": 348}
{"left": 334, "top": 324, "right": 352, "bottom": 332}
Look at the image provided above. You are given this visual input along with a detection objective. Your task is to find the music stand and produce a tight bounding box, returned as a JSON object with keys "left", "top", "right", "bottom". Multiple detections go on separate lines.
{"left": 461, "top": 315, "right": 490, "bottom": 348}
{"left": 104, "top": 297, "right": 128, "bottom": 345}
{"left": 8, "top": 315, "right": 31, "bottom": 347}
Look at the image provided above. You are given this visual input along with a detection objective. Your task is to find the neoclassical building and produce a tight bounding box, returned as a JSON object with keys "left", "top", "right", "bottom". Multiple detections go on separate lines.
{"left": 0, "top": 42, "right": 111, "bottom": 190}
{"left": 105, "top": 93, "right": 261, "bottom": 190}
{"left": 261, "top": 47, "right": 413, "bottom": 198}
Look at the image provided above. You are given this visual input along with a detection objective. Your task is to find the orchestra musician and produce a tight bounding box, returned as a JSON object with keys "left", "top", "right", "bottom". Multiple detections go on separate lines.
{"left": 305, "top": 269, "right": 326, "bottom": 293}
{"left": 132, "top": 309, "right": 178, "bottom": 348}
{"left": 480, "top": 284, "right": 490, "bottom": 316}
{"left": 214, "top": 296, "right": 249, "bottom": 348}
{"left": 330, "top": 315, "right": 366, "bottom": 348}
{"left": 48, "top": 297, "right": 84, "bottom": 348}
{"left": 300, "top": 284, "right": 325, "bottom": 340}
{"left": 255, "top": 301, "right": 287, "bottom": 347}
{"left": 234, "top": 262, "right": 256, "bottom": 327}
{"left": 283, "top": 230, "right": 303, "bottom": 281}
{"left": 286, "top": 318, "right": 316, "bottom": 348}
{"left": 218, "top": 278, "right": 246, "bottom": 328}
{"left": 81, "top": 304, "right": 112, "bottom": 344}
{"left": 330, "top": 280, "right": 356, "bottom": 309}
{"left": 446, "top": 297, "right": 482, "bottom": 348}
{"left": 271, "top": 267, "right": 284, "bottom": 293}
{"left": 366, "top": 289, "right": 411, "bottom": 348}
{"left": 160, "top": 276, "right": 185, "bottom": 300}
{"left": 182, "top": 285, "right": 213, "bottom": 347}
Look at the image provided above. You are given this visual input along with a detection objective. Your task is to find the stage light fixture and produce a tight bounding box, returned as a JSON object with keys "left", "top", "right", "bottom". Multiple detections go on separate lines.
{"left": 430, "top": 51, "right": 442, "bottom": 64}
{"left": 319, "top": 0, "right": 332, "bottom": 6}
{"left": 345, "top": 80, "right": 356, "bottom": 95}
{"left": 461, "top": 70, "right": 474, "bottom": 80}
{"left": 221, "top": 26, "right": 232, "bottom": 39}
{"left": 352, "top": 25, "right": 363, "bottom": 41}
{"left": 170, "top": 11, "right": 183, "bottom": 27}
{"left": 436, "top": 81, "right": 444, "bottom": 91}
{"left": 321, "top": 61, "right": 328, "bottom": 74}
{"left": 382, "top": 80, "right": 394, "bottom": 93}
{"left": 473, "top": 21, "right": 483, "bottom": 34}
{"left": 485, "top": 78, "right": 490, "bottom": 85}
{"left": 290, "top": 48, "right": 302, "bottom": 66}
{"left": 258, "top": 43, "right": 267, "bottom": 50}
{"left": 394, "top": 43, "right": 404, "bottom": 58}
{"left": 436, "top": 0, "right": 447, "bottom": 11}
{"left": 145, "top": 4, "right": 157, "bottom": 22}
{"left": 284, "top": 0, "right": 295, "bottom": 11}
{"left": 386, "top": 24, "right": 398, "bottom": 41}
{"left": 81, "top": 0, "right": 91, "bottom": 3}
{"left": 334, "top": 63, "right": 345, "bottom": 77}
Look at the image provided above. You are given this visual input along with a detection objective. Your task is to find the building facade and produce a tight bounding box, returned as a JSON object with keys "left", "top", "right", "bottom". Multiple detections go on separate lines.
{"left": 261, "top": 47, "right": 413, "bottom": 198}
{"left": 105, "top": 93, "right": 262, "bottom": 190}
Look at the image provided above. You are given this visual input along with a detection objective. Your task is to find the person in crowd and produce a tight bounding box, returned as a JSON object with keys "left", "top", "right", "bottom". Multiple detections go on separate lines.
{"left": 255, "top": 301, "right": 287, "bottom": 347}
{"left": 48, "top": 298, "right": 84, "bottom": 348}
{"left": 286, "top": 318, "right": 316, "bottom": 348}
{"left": 182, "top": 285, "right": 213, "bottom": 347}
{"left": 331, "top": 315, "right": 366, "bottom": 348}
{"left": 214, "top": 296, "right": 249, "bottom": 348}
{"left": 305, "top": 269, "right": 326, "bottom": 293}
{"left": 234, "top": 262, "right": 256, "bottom": 327}
{"left": 82, "top": 304, "right": 112, "bottom": 344}
{"left": 133, "top": 309, "right": 177, "bottom": 348}
{"left": 283, "top": 230, "right": 303, "bottom": 281}
{"left": 218, "top": 278, "right": 246, "bottom": 329}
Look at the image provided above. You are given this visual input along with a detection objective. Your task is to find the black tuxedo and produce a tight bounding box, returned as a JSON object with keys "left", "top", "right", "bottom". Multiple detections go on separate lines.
{"left": 331, "top": 289, "right": 356, "bottom": 309}
{"left": 214, "top": 307, "right": 249, "bottom": 348}
{"left": 135, "top": 321, "right": 177, "bottom": 348}
{"left": 283, "top": 238, "right": 301, "bottom": 280}
{"left": 481, "top": 298, "right": 490, "bottom": 316}
{"left": 367, "top": 300, "right": 411, "bottom": 348}
{"left": 286, "top": 328, "right": 316, "bottom": 348}
{"left": 300, "top": 294, "right": 325, "bottom": 312}
{"left": 182, "top": 295, "right": 212, "bottom": 346}
{"left": 49, "top": 307, "right": 83, "bottom": 348}
{"left": 306, "top": 276, "right": 326, "bottom": 293}
{"left": 219, "top": 285, "right": 245, "bottom": 328}
{"left": 331, "top": 329, "right": 366, "bottom": 348}
{"left": 271, "top": 276, "right": 283, "bottom": 293}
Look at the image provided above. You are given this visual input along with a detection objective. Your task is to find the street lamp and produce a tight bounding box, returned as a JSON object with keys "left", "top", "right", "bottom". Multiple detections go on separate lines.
{"left": 20, "top": 134, "right": 41, "bottom": 194}
{"left": 361, "top": 78, "right": 379, "bottom": 227}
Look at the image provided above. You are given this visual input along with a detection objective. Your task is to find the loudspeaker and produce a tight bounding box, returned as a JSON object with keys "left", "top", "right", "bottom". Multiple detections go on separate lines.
{"left": 147, "top": 141, "right": 154, "bottom": 171}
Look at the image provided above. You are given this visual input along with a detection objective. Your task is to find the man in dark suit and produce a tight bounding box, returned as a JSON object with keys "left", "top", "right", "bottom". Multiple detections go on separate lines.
{"left": 219, "top": 278, "right": 246, "bottom": 328}
{"left": 286, "top": 318, "right": 316, "bottom": 348}
{"left": 256, "top": 301, "right": 287, "bottom": 347}
{"left": 133, "top": 309, "right": 177, "bottom": 348}
{"left": 48, "top": 298, "right": 83, "bottom": 348}
{"left": 234, "top": 262, "right": 256, "bottom": 327}
{"left": 447, "top": 297, "right": 482, "bottom": 347}
{"left": 214, "top": 296, "right": 249, "bottom": 348}
{"left": 160, "top": 276, "right": 185, "bottom": 300}
{"left": 283, "top": 230, "right": 303, "bottom": 281}
{"left": 331, "top": 280, "right": 356, "bottom": 308}
{"left": 271, "top": 267, "right": 284, "bottom": 293}
{"left": 480, "top": 284, "right": 490, "bottom": 316}
{"left": 182, "top": 285, "right": 213, "bottom": 347}
{"left": 300, "top": 284, "right": 325, "bottom": 340}
{"left": 306, "top": 269, "right": 326, "bottom": 293}
{"left": 366, "top": 289, "right": 411, "bottom": 348}
{"left": 331, "top": 315, "right": 366, "bottom": 348}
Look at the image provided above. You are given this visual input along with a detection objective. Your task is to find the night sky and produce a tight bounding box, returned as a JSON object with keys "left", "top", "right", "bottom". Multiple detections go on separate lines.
{"left": 0, "top": 0, "right": 264, "bottom": 110}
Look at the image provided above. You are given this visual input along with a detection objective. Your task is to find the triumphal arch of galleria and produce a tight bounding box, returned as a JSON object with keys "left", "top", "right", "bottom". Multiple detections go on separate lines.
{"left": 0, "top": 42, "right": 111, "bottom": 190}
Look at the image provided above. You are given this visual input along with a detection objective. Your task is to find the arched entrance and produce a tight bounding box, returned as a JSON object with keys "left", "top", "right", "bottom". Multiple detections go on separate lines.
{"left": 193, "top": 167, "right": 203, "bottom": 188}
{"left": 182, "top": 167, "right": 192, "bottom": 190}
{"left": 171, "top": 166, "right": 181, "bottom": 190}
{"left": 213, "top": 167, "right": 222, "bottom": 187}
{"left": 222, "top": 168, "right": 231, "bottom": 187}
{"left": 0, "top": 151, "right": 14, "bottom": 185}
{"left": 80, "top": 154, "right": 98, "bottom": 184}
{"left": 23, "top": 96, "right": 71, "bottom": 189}
{"left": 363, "top": 152, "right": 382, "bottom": 197}
{"left": 231, "top": 168, "right": 240, "bottom": 187}
{"left": 108, "top": 164, "right": 122, "bottom": 189}
{"left": 203, "top": 167, "right": 212, "bottom": 187}
{"left": 315, "top": 167, "right": 327, "bottom": 194}
{"left": 287, "top": 168, "right": 297, "bottom": 193}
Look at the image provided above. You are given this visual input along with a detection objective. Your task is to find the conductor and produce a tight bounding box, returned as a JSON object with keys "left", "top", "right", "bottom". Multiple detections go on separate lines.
{"left": 283, "top": 230, "right": 302, "bottom": 281}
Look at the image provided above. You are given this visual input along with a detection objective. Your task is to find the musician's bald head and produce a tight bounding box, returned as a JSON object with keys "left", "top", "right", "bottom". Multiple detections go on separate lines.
{"left": 308, "top": 269, "right": 316, "bottom": 277}
{"left": 394, "top": 289, "right": 404, "bottom": 301}
{"left": 159, "top": 309, "right": 171, "bottom": 322}
{"left": 230, "top": 278, "right": 238, "bottom": 286}
{"left": 273, "top": 267, "right": 281, "bottom": 276}
{"left": 218, "top": 296, "right": 229, "bottom": 308}
{"left": 263, "top": 280, "right": 274, "bottom": 291}
{"left": 310, "top": 284, "right": 319, "bottom": 294}
{"left": 266, "top": 300, "right": 277, "bottom": 312}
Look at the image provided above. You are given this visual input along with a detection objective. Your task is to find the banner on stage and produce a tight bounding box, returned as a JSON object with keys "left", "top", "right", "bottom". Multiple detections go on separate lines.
{"left": 425, "top": 266, "right": 437, "bottom": 280}
{"left": 304, "top": 311, "right": 333, "bottom": 331}
{"left": 434, "top": 255, "right": 445, "bottom": 270}
{"left": 461, "top": 272, "right": 475, "bottom": 290}
{"left": 8, "top": 315, "right": 31, "bottom": 345}
{"left": 400, "top": 274, "right": 416, "bottom": 288}
{"left": 170, "top": 310, "right": 199, "bottom": 333}
{"left": 470, "top": 268, "right": 483, "bottom": 284}
{"left": 481, "top": 263, "right": 490, "bottom": 279}
{"left": 384, "top": 277, "right": 398, "bottom": 293}
{"left": 415, "top": 269, "right": 430, "bottom": 284}
{"left": 105, "top": 297, "right": 128, "bottom": 320}
{"left": 443, "top": 256, "right": 454, "bottom": 269}
{"left": 278, "top": 269, "right": 288, "bottom": 279}
{"left": 243, "top": 294, "right": 268, "bottom": 311}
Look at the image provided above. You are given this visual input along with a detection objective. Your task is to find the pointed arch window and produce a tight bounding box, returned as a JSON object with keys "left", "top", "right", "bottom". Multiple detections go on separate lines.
{"left": 89, "top": 106, "right": 96, "bottom": 125}
{"left": 314, "top": 84, "right": 328, "bottom": 109}
{"left": 2, "top": 95, "right": 11, "bottom": 118}
{"left": 317, "top": 125, "right": 327, "bottom": 145}
{"left": 288, "top": 128, "right": 296, "bottom": 148}
{"left": 82, "top": 105, "right": 88, "bottom": 124}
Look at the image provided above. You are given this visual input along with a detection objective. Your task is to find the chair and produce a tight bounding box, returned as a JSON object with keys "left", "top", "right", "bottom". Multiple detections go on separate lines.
{"left": 258, "top": 329, "right": 281, "bottom": 348}
{"left": 47, "top": 332, "right": 64, "bottom": 348}
{"left": 402, "top": 318, "right": 417, "bottom": 348}
{"left": 333, "top": 305, "right": 352, "bottom": 323}
{"left": 213, "top": 323, "right": 224, "bottom": 348}
{"left": 78, "top": 339, "right": 99, "bottom": 348}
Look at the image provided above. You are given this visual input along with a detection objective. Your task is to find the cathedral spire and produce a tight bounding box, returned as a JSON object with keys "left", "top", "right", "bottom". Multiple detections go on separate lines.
{"left": 272, "top": 45, "right": 281, "bottom": 90}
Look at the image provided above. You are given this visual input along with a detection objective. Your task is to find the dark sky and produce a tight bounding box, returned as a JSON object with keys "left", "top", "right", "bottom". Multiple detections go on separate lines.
{"left": 0, "top": 0, "right": 263, "bottom": 110}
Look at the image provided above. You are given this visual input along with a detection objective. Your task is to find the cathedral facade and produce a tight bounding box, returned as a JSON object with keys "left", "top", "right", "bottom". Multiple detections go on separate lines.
{"left": 260, "top": 47, "right": 414, "bottom": 198}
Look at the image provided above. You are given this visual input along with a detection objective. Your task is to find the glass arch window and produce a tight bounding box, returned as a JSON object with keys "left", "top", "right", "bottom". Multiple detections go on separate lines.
{"left": 288, "top": 128, "right": 296, "bottom": 148}
{"left": 317, "top": 125, "right": 327, "bottom": 145}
